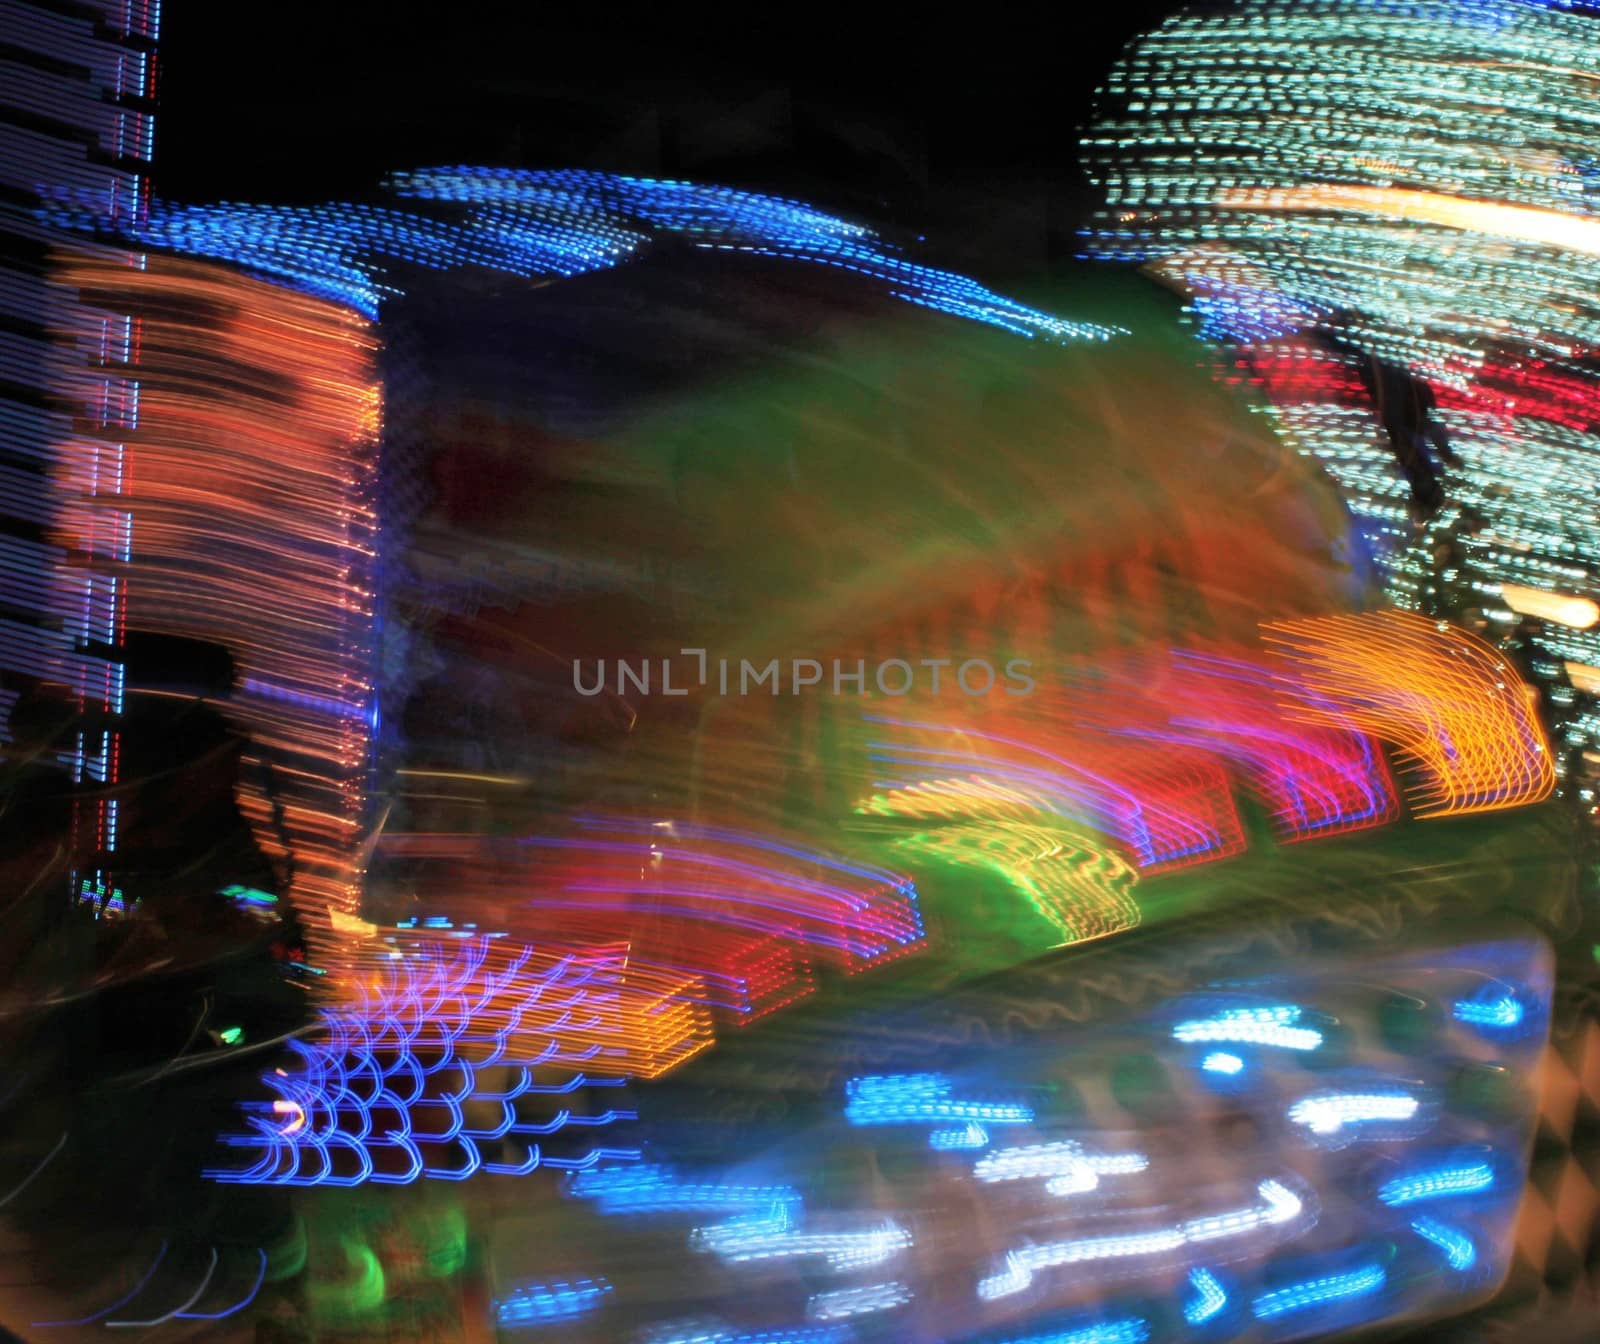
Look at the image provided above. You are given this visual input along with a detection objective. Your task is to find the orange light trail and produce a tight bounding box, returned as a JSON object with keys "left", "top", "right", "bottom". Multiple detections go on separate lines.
{"left": 348, "top": 930, "right": 714, "bottom": 1081}
{"left": 1263, "top": 611, "right": 1554, "bottom": 818}
{"left": 1215, "top": 184, "right": 1600, "bottom": 258}
{"left": 52, "top": 250, "right": 380, "bottom": 967}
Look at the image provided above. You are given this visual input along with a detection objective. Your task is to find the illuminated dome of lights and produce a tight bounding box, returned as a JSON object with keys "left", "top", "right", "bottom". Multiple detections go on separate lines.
{"left": 1082, "top": 0, "right": 1600, "bottom": 768}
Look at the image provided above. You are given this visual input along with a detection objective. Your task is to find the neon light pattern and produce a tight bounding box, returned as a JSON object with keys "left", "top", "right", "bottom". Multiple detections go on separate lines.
{"left": 1251, "top": 1265, "right": 1386, "bottom": 1320}
{"left": 496, "top": 1277, "right": 613, "bottom": 1327}
{"left": 428, "top": 929, "right": 712, "bottom": 1080}
{"left": 600, "top": 934, "right": 1548, "bottom": 1343}
{"left": 1411, "top": 1217, "right": 1477, "bottom": 1270}
{"left": 1100, "top": 650, "right": 1399, "bottom": 841}
{"left": 1173, "top": 1005, "right": 1323, "bottom": 1052}
{"left": 50, "top": 252, "right": 381, "bottom": 965}
{"left": 973, "top": 1140, "right": 1149, "bottom": 1189}
{"left": 1378, "top": 1160, "right": 1495, "bottom": 1207}
{"left": 45, "top": 168, "right": 1118, "bottom": 343}
{"left": 393, "top": 169, "right": 1119, "bottom": 344}
{"left": 379, "top": 837, "right": 823, "bottom": 1024}
{"left": 1289, "top": 1090, "right": 1422, "bottom": 1138}
{"left": 1184, "top": 1269, "right": 1228, "bottom": 1325}
{"left": 1453, "top": 992, "right": 1525, "bottom": 1030}
{"left": 1182, "top": 1179, "right": 1306, "bottom": 1244}
{"left": 693, "top": 1215, "right": 911, "bottom": 1271}
{"left": 929, "top": 1123, "right": 990, "bottom": 1151}
{"left": 568, "top": 1165, "right": 802, "bottom": 1219}
{"left": 1264, "top": 611, "right": 1554, "bottom": 816}
{"left": 979, "top": 1178, "right": 1307, "bottom": 1299}
{"left": 891, "top": 820, "right": 1141, "bottom": 945}
{"left": 522, "top": 816, "right": 924, "bottom": 974}
{"left": 208, "top": 936, "right": 645, "bottom": 1185}
{"left": 844, "top": 1074, "right": 1034, "bottom": 1128}
{"left": 857, "top": 715, "right": 1246, "bottom": 872}
{"left": 805, "top": 1282, "right": 910, "bottom": 1323}
{"left": 5, "top": 0, "right": 157, "bottom": 915}
{"left": 375, "top": 817, "right": 924, "bottom": 1068}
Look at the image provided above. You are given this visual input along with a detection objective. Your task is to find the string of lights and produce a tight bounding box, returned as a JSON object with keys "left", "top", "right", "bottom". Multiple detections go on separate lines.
{"left": 44, "top": 168, "right": 1120, "bottom": 342}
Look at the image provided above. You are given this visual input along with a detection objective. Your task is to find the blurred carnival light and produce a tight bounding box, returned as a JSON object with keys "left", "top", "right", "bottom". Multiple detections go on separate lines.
{"left": 1498, "top": 584, "right": 1600, "bottom": 630}
{"left": 1264, "top": 610, "right": 1555, "bottom": 815}
{"left": 49, "top": 250, "right": 379, "bottom": 961}
{"left": 209, "top": 934, "right": 647, "bottom": 1186}
{"left": 8, "top": 34, "right": 1589, "bottom": 1333}
{"left": 535, "top": 929, "right": 1551, "bottom": 1342}
{"left": 1083, "top": 0, "right": 1600, "bottom": 774}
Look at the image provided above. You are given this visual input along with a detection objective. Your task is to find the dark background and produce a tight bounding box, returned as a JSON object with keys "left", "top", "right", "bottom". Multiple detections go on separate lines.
{"left": 151, "top": 2, "right": 1182, "bottom": 283}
